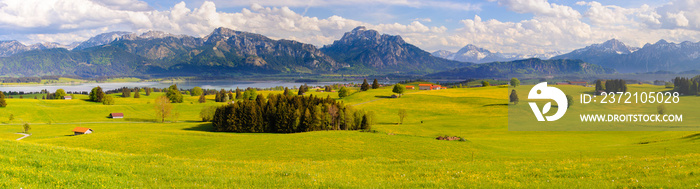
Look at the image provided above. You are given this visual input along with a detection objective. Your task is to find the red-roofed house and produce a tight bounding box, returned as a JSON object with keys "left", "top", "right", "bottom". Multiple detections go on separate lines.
{"left": 110, "top": 113, "right": 124, "bottom": 119}
{"left": 72, "top": 127, "right": 93, "bottom": 135}
{"left": 406, "top": 86, "right": 415, "bottom": 90}
{"left": 431, "top": 85, "right": 442, "bottom": 90}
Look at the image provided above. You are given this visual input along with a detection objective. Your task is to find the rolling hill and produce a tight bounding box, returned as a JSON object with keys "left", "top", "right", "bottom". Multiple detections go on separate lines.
{"left": 427, "top": 58, "right": 615, "bottom": 78}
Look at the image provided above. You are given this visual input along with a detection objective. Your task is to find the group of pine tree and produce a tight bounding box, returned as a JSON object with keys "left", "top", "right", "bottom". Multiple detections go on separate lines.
{"left": 211, "top": 93, "right": 373, "bottom": 133}
{"left": 672, "top": 76, "right": 700, "bottom": 95}
{"left": 595, "top": 79, "right": 628, "bottom": 93}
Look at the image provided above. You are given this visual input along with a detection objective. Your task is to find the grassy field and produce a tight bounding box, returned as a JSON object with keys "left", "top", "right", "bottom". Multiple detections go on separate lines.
{"left": 0, "top": 84, "right": 699, "bottom": 187}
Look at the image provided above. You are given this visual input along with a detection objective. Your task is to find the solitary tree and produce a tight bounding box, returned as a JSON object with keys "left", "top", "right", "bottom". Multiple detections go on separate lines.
{"left": 145, "top": 87, "right": 151, "bottom": 96}
{"left": 9, "top": 114, "right": 14, "bottom": 122}
{"left": 657, "top": 104, "right": 666, "bottom": 115}
{"left": 566, "top": 94, "right": 573, "bottom": 108}
{"left": 198, "top": 93, "right": 206, "bottom": 103}
{"left": 192, "top": 86, "right": 203, "bottom": 96}
{"left": 22, "top": 123, "right": 30, "bottom": 134}
{"left": 235, "top": 88, "right": 242, "bottom": 99}
{"left": 166, "top": 85, "right": 183, "bottom": 103}
{"left": 134, "top": 90, "right": 141, "bottom": 98}
{"left": 509, "top": 89, "right": 519, "bottom": 105}
{"left": 361, "top": 79, "right": 370, "bottom": 91}
{"left": 338, "top": 87, "right": 349, "bottom": 98}
{"left": 372, "top": 79, "right": 380, "bottom": 89}
{"left": 155, "top": 96, "right": 173, "bottom": 123}
{"left": 481, "top": 81, "right": 490, "bottom": 87}
{"left": 122, "top": 88, "right": 131, "bottom": 97}
{"left": 103, "top": 96, "right": 115, "bottom": 105}
{"left": 0, "top": 92, "right": 6, "bottom": 107}
{"left": 398, "top": 109, "right": 407, "bottom": 124}
{"left": 510, "top": 77, "right": 520, "bottom": 87}
{"left": 392, "top": 84, "right": 406, "bottom": 97}
{"left": 54, "top": 89, "right": 67, "bottom": 99}
{"left": 89, "top": 86, "right": 105, "bottom": 102}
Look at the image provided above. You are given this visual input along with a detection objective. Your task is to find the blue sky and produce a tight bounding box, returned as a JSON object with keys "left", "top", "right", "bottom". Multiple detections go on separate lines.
{"left": 0, "top": 0, "right": 698, "bottom": 54}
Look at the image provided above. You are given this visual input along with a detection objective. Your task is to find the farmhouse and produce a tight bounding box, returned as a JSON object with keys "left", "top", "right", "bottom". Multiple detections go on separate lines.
{"left": 419, "top": 84, "right": 432, "bottom": 90}
{"left": 63, "top": 96, "right": 72, "bottom": 100}
{"left": 110, "top": 113, "right": 124, "bottom": 119}
{"left": 405, "top": 86, "right": 415, "bottom": 90}
{"left": 431, "top": 85, "right": 442, "bottom": 90}
{"left": 72, "top": 127, "right": 93, "bottom": 135}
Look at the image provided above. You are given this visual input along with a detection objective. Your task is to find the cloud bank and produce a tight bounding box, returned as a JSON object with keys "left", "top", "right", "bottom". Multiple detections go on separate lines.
{"left": 0, "top": 0, "right": 698, "bottom": 54}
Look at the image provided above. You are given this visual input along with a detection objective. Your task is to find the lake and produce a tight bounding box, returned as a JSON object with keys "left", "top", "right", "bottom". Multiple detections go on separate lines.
{"left": 0, "top": 80, "right": 365, "bottom": 93}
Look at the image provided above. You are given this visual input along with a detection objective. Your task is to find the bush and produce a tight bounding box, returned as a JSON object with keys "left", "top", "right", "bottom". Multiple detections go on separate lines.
{"left": 481, "top": 81, "right": 490, "bottom": 87}
{"left": 192, "top": 87, "right": 203, "bottom": 96}
{"left": 392, "top": 84, "right": 405, "bottom": 97}
{"left": 23, "top": 123, "right": 30, "bottom": 134}
{"left": 200, "top": 106, "right": 217, "bottom": 122}
{"left": 657, "top": 104, "right": 666, "bottom": 115}
{"left": 166, "top": 85, "right": 183, "bottom": 103}
{"left": 510, "top": 77, "right": 520, "bottom": 87}
{"left": 103, "top": 96, "right": 115, "bottom": 105}
{"left": 338, "top": 87, "right": 349, "bottom": 98}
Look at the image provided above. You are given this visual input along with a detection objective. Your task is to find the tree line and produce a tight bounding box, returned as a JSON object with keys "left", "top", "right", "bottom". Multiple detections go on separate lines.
{"left": 211, "top": 93, "right": 374, "bottom": 133}
{"left": 595, "top": 79, "right": 627, "bottom": 93}
{"left": 673, "top": 76, "right": 700, "bottom": 95}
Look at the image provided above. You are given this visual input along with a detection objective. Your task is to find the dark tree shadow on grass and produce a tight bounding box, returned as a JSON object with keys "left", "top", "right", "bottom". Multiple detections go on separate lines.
{"left": 483, "top": 103, "right": 509, "bottom": 107}
{"left": 183, "top": 123, "right": 214, "bottom": 132}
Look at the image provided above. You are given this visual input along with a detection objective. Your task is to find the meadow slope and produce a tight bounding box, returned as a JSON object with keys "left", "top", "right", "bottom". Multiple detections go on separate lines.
{"left": 0, "top": 84, "right": 699, "bottom": 187}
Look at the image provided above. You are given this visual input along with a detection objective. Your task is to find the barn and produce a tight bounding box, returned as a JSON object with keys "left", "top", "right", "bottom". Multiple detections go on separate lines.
{"left": 73, "top": 127, "right": 93, "bottom": 135}
{"left": 63, "top": 96, "right": 72, "bottom": 100}
{"left": 110, "top": 113, "right": 124, "bottom": 119}
{"left": 406, "top": 86, "right": 415, "bottom": 90}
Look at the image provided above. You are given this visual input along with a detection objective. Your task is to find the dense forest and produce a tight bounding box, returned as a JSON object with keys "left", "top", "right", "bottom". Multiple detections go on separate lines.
{"left": 673, "top": 76, "right": 700, "bottom": 95}
{"left": 212, "top": 93, "right": 373, "bottom": 133}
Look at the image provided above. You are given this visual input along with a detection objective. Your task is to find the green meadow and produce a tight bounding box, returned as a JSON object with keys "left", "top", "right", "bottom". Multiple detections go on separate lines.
{"left": 0, "top": 84, "right": 699, "bottom": 187}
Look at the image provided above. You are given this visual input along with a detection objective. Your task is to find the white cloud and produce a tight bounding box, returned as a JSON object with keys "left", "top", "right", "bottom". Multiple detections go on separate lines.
{"left": 494, "top": 0, "right": 581, "bottom": 18}
{"left": 1, "top": 0, "right": 700, "bottom": 56}
{"left": 211, "top": 0, "right": 480, "bottom": 11}
{"left": 413, "top": 18, "right": 432, "bottom": 22}
{"left": 90, "top": 0, "right": 151, "bottom": 11}
{"left": 666, "top": 11, "right": 689, "bottom": 27}
{"left": 654, "top": 0, "right": 700, "bottom": 29}
{"left": 0, "top": 0, "right": 449, "bottom": 49}
{"left": 578, "top": 1, "right": 634, "bottom": 26}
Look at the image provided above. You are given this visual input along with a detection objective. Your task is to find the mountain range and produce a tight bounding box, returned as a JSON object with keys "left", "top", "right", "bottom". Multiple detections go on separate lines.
{"left": 552, "top": 39, "right": 700, "bottom": 73}
{"left": 1, "top": 27, "right": 699, "bottom": 78}
{"left": 428, "top": 58, "right": 614, "bottom": 78}
{"left": 431, "top": 44, "right": 563, "bottom": 63}
{"left": 321, "top": 26, "right": 466, "bottom": 74}
{"left": 0, "top": 27, "right": 470, "bottom": 77}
